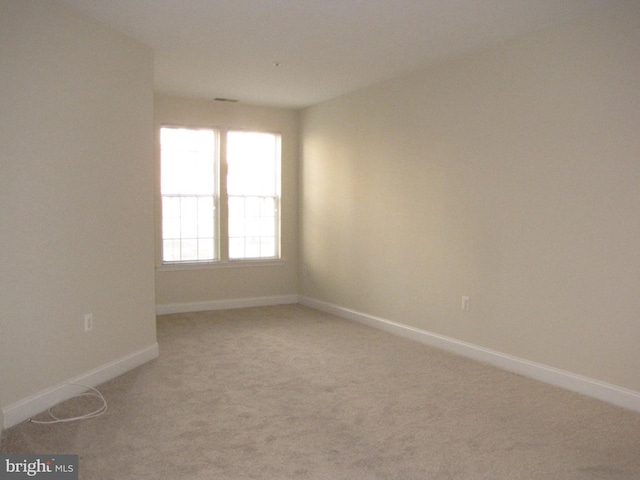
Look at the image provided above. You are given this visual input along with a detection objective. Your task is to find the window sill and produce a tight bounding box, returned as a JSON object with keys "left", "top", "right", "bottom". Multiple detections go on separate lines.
{"left": 156, "top": 259, "right": 286, "bottom": 272}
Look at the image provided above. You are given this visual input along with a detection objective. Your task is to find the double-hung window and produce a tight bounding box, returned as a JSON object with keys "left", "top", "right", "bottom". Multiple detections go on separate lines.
{"left": 159, "top": 126, "right": 281, "bottom": 264}
{"left": 160, "top": 127, "right": 218, "bottom": 263}
{"left": 227, "top": 131, "right": 281, "bottom": 260}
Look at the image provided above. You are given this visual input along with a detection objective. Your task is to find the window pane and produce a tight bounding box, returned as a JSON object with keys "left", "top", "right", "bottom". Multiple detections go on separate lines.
{"left": 161, "top": 128, "right": 215, "bottom": 195}
{"left": 261, "top": 197, "right": 275, "bottom": 215}
{"left": 163, "top": 217, "right": 180, "bottom": 239}
{"left": 198, "top": 215, "right": 214, "bottom": 239}
{"left": 228, "top": 217, "right": 244, "bottom": 237}
{"left": 180, "top": 197, "right": 198, "bottom": 238}
{"left": 244, "top": 197, "right": 261, "bottom": 218}
{"left": 198, "top": 238, "right": 215, "bottom": 260}
{"left": 261, "top": 237, "right": 276, "bottom": 257}
{"left": 229, "top": 238, "right": 245, "bottom": 259}
{"left": 245, "top": 217, "right": 261, "bottom": 236}
{"left": 162, "top": 196, "right": 180, "bottom": 219}
{"left": 163, "top": 239, "right": 181, "bottom": 262}
{"left": 197, "top": 197, "right": 215, "bottom": 237}
{"left": 227, "top": 131, "right": 279, "bottom": 196}
{"left": 162, "top": 197, "right": 181, "bottom": 239}
{"left": 260, "top": 217, "right": 275, "bottom": 236}
{"left": 244, "top": 237, "right": 261, "bottom": 258}
{"left": 180, "top": 239, "right": 198, "bottom": 262}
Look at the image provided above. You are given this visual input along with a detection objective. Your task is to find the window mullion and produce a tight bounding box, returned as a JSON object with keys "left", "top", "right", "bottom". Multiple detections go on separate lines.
{"left": 219, "top": 129, "right": 230, "bottom": 262}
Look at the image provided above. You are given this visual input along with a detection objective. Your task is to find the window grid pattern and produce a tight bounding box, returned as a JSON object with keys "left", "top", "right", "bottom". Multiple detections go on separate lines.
{"left": 162, "top": 194, "right": 217, "bottom": 263}
{"left": 228, "top": 195, "right": 279, "bottom": 260}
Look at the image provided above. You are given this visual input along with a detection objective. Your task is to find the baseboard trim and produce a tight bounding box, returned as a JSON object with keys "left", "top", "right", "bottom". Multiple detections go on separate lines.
{"left": 299, "top": 296, "right": 640, "bottom": 413}
{"left": 156, "top": 294, "right": 299, "bottom": 315}
{"left": 2, "top": 343, "right": 159, "bottom": 430}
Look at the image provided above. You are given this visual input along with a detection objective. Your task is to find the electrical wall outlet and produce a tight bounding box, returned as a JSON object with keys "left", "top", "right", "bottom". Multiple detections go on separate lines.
{"left": 84, "top": 313, "right": 93, "bottom": 332}
{"left": 461, "top": 296, "right": 470, "bottom": 311}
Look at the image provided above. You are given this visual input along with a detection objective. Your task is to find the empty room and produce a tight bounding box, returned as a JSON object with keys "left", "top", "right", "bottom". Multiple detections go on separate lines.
{"left": 1, "top": 0, "right": 639, "bottom": 478}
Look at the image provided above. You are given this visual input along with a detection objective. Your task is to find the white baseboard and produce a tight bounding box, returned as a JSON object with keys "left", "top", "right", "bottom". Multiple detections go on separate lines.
{"left": 2, "top": 343, "right": 159, "bottom": 430}
{"left": 299, "top": 296, "right": 640, "bottom": 414}
{"left": 156, "top": 294, "right": 299, "bottom": 315}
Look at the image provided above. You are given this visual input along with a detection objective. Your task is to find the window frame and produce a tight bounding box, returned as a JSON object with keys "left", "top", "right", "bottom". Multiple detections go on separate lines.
{"left": 157, "top": 125, "right": 283, "bottom": 269}
{"left": 159, "top": 126, "right": 220, "bottom": 265}
{"left": 226, "top": 130, "right": 282, "bottom": 262}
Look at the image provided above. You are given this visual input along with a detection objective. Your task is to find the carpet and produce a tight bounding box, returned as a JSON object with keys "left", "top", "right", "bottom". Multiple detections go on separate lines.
{"left": 2, "top": 304, "right": 639, "bottom": 479}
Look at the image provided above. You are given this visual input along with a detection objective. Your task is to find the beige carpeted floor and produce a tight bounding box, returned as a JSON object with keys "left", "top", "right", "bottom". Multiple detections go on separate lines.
{"left": 2, "top": 304, "right": 640, "bottom": 479}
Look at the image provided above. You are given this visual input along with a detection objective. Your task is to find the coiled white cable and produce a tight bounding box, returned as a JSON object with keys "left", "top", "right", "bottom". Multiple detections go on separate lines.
{"left": 29, "top": 384, "right": 107, "bottom": 424}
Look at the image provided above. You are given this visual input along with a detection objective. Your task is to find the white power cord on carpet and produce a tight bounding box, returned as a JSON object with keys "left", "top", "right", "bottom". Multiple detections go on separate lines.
{"left": 29, "top": 384, "right": 107, "bottom": 424}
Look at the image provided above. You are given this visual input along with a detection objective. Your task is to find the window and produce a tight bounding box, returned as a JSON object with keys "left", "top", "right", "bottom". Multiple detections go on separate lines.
{"left": 227, "top": 131, "right": 281, "bottom": 260}
{"left": 160, "top": 127, "right": 219, "bottom": 263}
{"left": 159, "top": 127, "right": 281, "bottom": 264}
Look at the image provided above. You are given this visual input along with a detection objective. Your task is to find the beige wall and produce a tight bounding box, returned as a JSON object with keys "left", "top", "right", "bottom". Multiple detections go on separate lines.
{"left": 154, "top": 95, "right": 299, "bottom": 307}
{"left": 1, "top": 0, "right": 637, "bottom": 421}
{"left": 300, "top": 3, "right": 640, "bottom": 392}
{"left": 0, "top": 1, "right": 156, "bottom": 407}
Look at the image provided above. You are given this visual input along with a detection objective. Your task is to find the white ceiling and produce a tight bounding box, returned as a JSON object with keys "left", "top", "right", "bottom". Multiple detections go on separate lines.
{"left": 59, "top": 0, "right": 615, "bottom": 109}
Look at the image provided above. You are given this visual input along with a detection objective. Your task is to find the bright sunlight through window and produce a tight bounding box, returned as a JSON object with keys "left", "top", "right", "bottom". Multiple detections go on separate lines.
{"left": 160, "top": 127, "right": 281, "bottom": 265}
{"left": 160, "top": 127, "right": 218, "bottom": 263}
{"left": 227, "top": 131, "right": 281, "bottom": 260}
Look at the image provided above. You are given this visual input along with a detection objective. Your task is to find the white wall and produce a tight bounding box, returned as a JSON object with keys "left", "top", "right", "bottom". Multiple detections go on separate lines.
{"left": 300, "top": 3, "right": 640, "bottom": 393}
{"left": 154, "top": 95, "right": 299, "bottom": 310}
{"left": 0, "top": 0, "right": 157, "bottom": 422}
